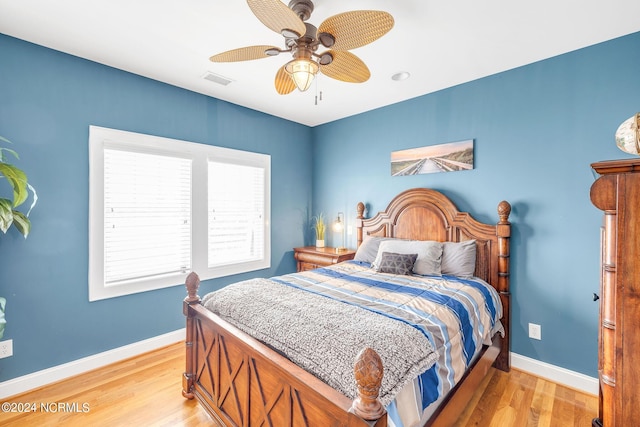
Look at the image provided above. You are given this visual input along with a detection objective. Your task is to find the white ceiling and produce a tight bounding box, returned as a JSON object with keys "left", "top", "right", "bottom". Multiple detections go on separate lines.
{"left": 1, "top": 0, "right": 639, "bottom": 127}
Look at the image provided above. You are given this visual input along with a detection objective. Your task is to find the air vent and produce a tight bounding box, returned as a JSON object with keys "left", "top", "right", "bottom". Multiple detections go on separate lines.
{"left": 203, "top": 72, "right": 233, "bottom": 86}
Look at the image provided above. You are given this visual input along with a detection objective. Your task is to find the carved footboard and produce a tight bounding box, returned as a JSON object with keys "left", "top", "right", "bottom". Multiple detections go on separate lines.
{"left": 183, "top": 272, "right": 387, "bottom": 427}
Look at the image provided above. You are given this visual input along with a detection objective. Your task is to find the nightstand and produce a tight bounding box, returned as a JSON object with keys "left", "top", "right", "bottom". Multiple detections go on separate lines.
{"left": 294, "top": 246, "right": 356, "bottom": 272}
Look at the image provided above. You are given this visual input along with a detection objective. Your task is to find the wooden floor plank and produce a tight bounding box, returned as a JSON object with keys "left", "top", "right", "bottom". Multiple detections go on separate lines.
{"left": 511, "top": 370, "right": 537, "bottom": 427}
{"left": 453, "top": 365, "right": 495, "bottom": 425}
{"left": 0, "top": 342, "right": 597, "bottom": 426}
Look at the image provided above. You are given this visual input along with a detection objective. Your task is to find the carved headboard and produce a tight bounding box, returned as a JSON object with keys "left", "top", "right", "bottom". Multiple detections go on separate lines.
{"left": 355, "top": 187, "right": 511, "bottom": 295}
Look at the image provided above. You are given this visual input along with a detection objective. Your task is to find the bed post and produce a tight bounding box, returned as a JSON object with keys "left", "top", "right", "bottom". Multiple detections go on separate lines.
{"left": 182, "top": 271, "right": 201, "bottom": 399}
{"left": 495, "top": 201, "right": 512, "bottom": 372}
{"left": 350, "top": 347, "right": 386, "bottom": 423}
{"left": 356, "top": 201, "right": 366, "bottom": 248}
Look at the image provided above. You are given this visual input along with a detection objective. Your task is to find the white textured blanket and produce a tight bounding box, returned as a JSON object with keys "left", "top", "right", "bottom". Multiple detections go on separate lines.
{"left": 202, "top": 277, "right": 438, "bottom": 406}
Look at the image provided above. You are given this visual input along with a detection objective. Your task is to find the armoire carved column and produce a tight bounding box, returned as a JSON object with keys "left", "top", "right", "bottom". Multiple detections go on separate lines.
{"left": 590, "top": 158, "right": 640, "bottom": 427}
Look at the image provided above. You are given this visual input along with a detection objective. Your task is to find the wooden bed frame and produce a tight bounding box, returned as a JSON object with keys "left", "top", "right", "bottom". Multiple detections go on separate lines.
{"left": 182, "top": 188, "right": 512, "bottom": 426}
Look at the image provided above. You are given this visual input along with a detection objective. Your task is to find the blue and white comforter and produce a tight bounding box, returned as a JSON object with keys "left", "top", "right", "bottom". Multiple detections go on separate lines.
{"left": 203, "top": 260, "right": 503, "bottom": 426}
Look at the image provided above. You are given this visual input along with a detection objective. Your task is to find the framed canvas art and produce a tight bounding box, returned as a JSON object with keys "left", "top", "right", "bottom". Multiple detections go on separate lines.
{"left": 391, "top": 139, "right": 474, "bottom": 176}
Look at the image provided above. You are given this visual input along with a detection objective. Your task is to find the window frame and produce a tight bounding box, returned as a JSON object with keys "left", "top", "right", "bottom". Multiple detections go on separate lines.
{"left": 88, "top": 126, "right": 271, "bottom": 301}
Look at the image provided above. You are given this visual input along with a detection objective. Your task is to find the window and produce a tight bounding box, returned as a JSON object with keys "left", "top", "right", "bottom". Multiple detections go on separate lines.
{"left": 89, "top": 126, "right": 270, "bottom": 301}
{"left": 103, "top": 149, "right": 192, "bottom": 285}
{"left": 208, "top": 161, "right": 265, "bottom": 268}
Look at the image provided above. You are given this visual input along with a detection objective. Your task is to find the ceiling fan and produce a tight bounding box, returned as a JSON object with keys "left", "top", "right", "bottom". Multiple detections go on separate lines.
{"left": 210, "top": 0, "right": 394, "bottom": 94}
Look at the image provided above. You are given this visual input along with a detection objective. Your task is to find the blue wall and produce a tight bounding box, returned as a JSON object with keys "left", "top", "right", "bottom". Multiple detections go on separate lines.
{"left": 313, "top": 31, "right": 640, "bottom": 377}
{"left": 0, "top": 34, "right": 313, "bottom": 381}
{"left": 1, "top": 30, "right": 639, "bottom": 383}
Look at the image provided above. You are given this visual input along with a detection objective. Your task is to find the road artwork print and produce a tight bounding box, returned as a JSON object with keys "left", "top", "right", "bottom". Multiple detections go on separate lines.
{"left": 391, "top": 140, "right": 474, "bottom": 176}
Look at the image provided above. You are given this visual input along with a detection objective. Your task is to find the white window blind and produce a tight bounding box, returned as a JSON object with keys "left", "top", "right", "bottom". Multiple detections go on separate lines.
{"left": 104, "top": 149, "right": 192, "bottom": 285}
{"left": 208, "top": 161, "right": 264, "bottom": 267}
{"left": 89, "top": 125, "right": 271, "bottom": 301}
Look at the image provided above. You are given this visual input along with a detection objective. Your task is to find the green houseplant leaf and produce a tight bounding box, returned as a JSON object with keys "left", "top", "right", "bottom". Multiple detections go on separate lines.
{"left": 0, "top": 146, "right": 19, "bottom": 163}
{"left": 0, "top": 135, "right": 37, "bottom": 339}
{"left": 0, "top": 162, "right": 29, "bottom": 208}
{"left": 0, "top": 137, "right": 36, "bottom": 237}
{"left": 11, "top": 210, "right": 31, "bottom": 238}
{"left": 0, "top": 198, "right": 14, "bottom": 233}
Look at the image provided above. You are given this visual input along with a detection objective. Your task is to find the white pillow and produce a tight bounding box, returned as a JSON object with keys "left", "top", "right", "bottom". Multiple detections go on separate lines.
{"left": 441, "top": 240, "right": 477, "bottom": 277}
{"left": 372, "top": 239, "right": 443, "bottom": 276}
{"left": 354, "top": 236, "right": 395, "bottom": 263}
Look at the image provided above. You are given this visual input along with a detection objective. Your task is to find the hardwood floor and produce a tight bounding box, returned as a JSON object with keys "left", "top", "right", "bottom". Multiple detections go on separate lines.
{"left": 0, "top": 342, "right": 597, "bottom": 426}
{"left": 454, "top": 366, "right": 598, "bottom": 426}
{"left": 0, "top": 342, "right": 211, "bottom": 427}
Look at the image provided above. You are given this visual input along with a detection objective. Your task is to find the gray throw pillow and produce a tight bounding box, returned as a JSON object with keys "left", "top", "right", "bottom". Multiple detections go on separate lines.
{"left": 372, "top": 239, "right": 443, "bottom": 276}
{"left": 376, "top": 252, "right": 418, "bottom": 275}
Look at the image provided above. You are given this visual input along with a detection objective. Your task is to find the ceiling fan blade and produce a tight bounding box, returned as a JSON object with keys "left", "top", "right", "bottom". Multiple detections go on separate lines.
{"left": 210, "top": 45, "right": 279, "bottom": 62}
{"left": 274, "top": 66, "right": 296, "bottom": 95}
{"left": 319, "top": 50, "right": 370, "bottom": 83}
{"left": 247, "top": 0, "right": 306, "bottom": 37}
{"left": 318, "top": 11, "right": 394, "bottom": 51}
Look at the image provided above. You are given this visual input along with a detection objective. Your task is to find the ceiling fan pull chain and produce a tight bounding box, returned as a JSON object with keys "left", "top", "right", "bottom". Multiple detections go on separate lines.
{"left": 313, "top": 81, "right": 322, "bottom": 105}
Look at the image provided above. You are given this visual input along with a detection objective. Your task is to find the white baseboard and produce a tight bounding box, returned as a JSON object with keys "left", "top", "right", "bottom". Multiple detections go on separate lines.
{"left": 0, "top": 328, "right": 185, "bottom": 399}
{"left": 0, "top": 335, "right": 598, "bottom": 400}
{"left": 511, "top": 352, "right": 598, "bottom": 396}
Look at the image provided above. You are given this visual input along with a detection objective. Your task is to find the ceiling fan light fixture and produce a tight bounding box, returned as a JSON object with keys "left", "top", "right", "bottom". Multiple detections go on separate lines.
{"left": 284, "top": 58, "right": 319, "bottom": 92}
{"left": 212, "top": 1, "right": 395, "bottom": 95}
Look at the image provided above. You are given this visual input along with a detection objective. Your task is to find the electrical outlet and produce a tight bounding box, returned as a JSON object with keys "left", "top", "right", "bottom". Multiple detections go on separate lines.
{"left": 0, "top": 339, "right": 13, "bottom": 358}
{"left": 529, "top": 323, "right": 542, "bottom": 340}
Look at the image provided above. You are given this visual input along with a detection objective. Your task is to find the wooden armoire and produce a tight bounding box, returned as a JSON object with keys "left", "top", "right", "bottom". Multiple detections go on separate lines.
{"left": 590, "top": 158, "right": 640, "bottom": 427}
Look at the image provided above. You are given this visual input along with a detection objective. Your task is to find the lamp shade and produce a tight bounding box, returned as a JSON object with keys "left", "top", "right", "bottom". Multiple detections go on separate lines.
{"left": 332, "top": 212, "right": 346, "bottom": 251}
{"left": 332, "top": 216, "right": 344, "bottom": 232}
{"left": 615, "top": 113, "right": 640, "bottom": 155}
{"left": 285, "top": 58, "right": 319, "bottom": 92}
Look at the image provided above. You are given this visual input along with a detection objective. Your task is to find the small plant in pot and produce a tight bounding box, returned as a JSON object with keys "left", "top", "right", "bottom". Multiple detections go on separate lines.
{"left": 0, "top": 135, "right": 37, "bottom": 339}
{"left": 312, "top": 213, "right": 326, "bottom": 248}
